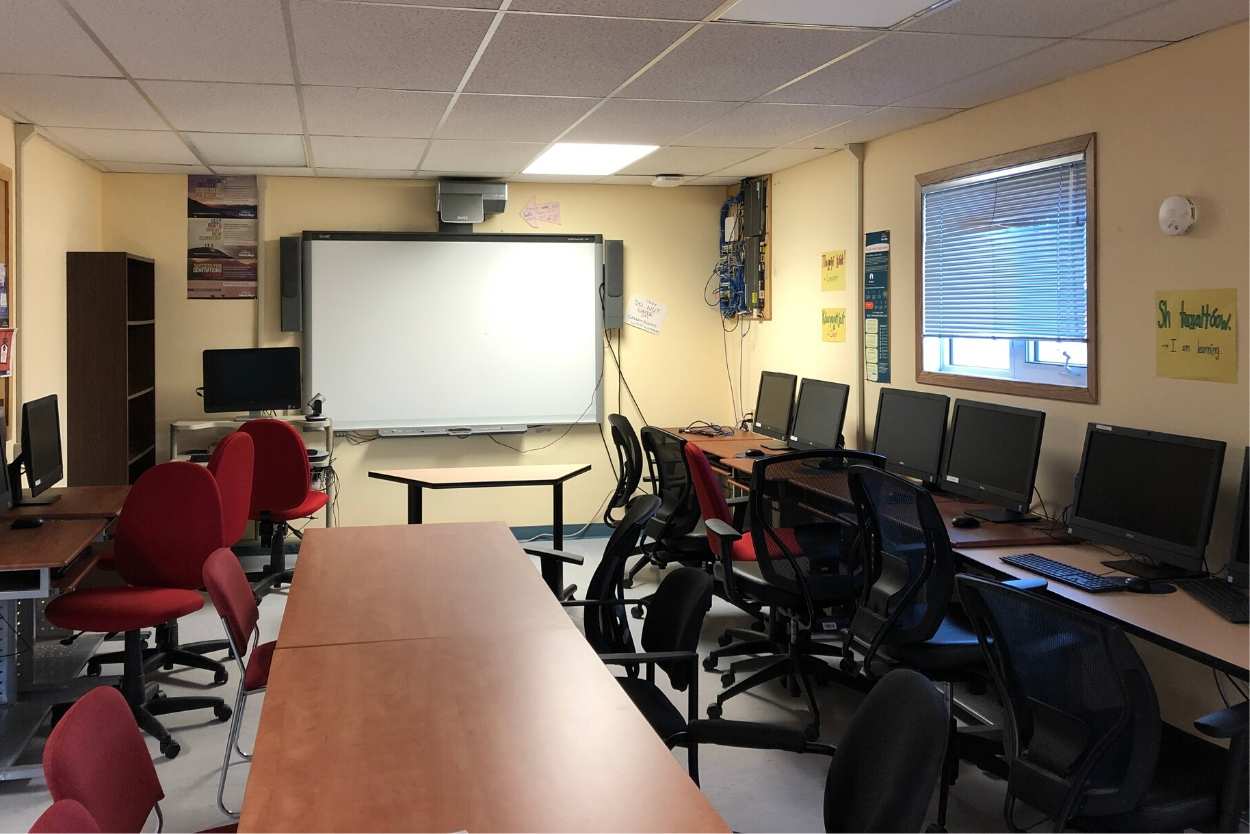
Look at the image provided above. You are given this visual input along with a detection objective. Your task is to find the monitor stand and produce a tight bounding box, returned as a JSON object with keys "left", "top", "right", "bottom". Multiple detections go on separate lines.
{"left": 967, "top": 506, "right": 1037, "bottom": 524}
{"left": 759, "top": 441, "right": 790, "bottom": 451}
{"left": 14, "top": 492, "right": 60, "bottom": 507}
{"left": 1100, "top": 558, "right": 1200, "bottom": 581}
{"left": 232, "top": 411, "right": 271, "bottom": 423}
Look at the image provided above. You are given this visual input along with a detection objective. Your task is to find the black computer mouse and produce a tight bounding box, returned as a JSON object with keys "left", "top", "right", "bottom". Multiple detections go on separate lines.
{"left": 951, "top": 514, "right": 980, "bottom": 529}
{"left": 1124, "top": 577, "right": 1177, "bottom": 594}
{"left": 743, "top": 449, "right": 766, "bottom": 458}
{"left": 10, "top": 517, "right": 44, "bottom": 530}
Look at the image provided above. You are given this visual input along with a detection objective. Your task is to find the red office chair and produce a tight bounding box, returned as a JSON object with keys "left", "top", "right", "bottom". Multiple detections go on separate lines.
{"left": 240, "top": 419, "right": 328, "bottom": 596}
{"left": 43, "top": 686, "right": 238, "bottom": 833}
{"left": 85, "top": 434, "right": 254, "bottom": 684}
{"left": 47, "top": 463, "right": 234, "bottom": 758}
{"left": 203, "top": 548, "right": 276, "bottom": 817}
{"left": 29, "top": 801, "right": 99, "bottom": 833}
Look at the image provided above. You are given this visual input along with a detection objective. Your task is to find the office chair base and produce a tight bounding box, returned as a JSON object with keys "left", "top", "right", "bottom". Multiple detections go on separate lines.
{"left": 252, "top": 568, "right": 295, "bottom": 598}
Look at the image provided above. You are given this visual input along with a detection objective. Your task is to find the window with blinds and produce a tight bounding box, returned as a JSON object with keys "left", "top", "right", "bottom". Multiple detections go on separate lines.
{"left": 916, "top": 135, "right": 1097, "bottom": 403}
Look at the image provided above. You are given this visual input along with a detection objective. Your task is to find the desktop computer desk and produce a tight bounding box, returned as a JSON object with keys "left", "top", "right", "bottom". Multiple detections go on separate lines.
{"left": 239, "top": 522, "right": 728, "bottom": 833}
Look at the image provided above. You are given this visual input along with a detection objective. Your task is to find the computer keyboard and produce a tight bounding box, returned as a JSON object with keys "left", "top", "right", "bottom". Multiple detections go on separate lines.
{"left": 1174, "top": 578, "right": 1249, "bottom": 624}
{"left": 1000, "top": 552, "right": 1129, "bottom": 593}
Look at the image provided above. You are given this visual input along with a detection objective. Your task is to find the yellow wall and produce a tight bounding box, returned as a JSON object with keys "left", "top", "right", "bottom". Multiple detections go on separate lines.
{"left": 99, "top": 174, "right": 730, "bottom": 527}
{"left": 17, "top": 135, "right": 103, "bottom": 478}
{"left": 755, "top": 22, "right": 1249, "bottom": 728}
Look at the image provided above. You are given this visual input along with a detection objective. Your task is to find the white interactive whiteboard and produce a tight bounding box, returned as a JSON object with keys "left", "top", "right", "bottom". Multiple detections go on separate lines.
{"left": 304, "top": 233, "right": 603, "bottom": 433}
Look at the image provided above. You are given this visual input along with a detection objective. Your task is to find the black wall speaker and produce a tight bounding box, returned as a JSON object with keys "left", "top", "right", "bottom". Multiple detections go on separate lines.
{"left": 280, "top": 235, "right": 302, "bottom": 332}
{"left": 604, "top": 239, "right": 624, "bottom": 329}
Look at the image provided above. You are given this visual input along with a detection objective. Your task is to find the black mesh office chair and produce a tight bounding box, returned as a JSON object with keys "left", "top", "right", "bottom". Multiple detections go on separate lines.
{"left": 705, "top": 450, "right": 882, "bottom": 737}
{"left": 604, "top": 414, "right": 643, "bottom": 528}
{"left": 957, "top": 574, "right": 1249, "bottom": 833}
{"left": 844, "top": 464, "right": 988, "bottom": 831}
{"left": 624, "top": 427, "right": 708, "bottom": 587}
{"left": 595, "top": 566, "right": 714, "bottom": 782}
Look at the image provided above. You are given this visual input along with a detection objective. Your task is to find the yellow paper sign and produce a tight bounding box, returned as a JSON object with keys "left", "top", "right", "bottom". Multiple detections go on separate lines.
{"left": 821, "top": 249, "right": 846, "bottom": 291}
{"left": 822, "top": 307, "right": 846, "bottom": 343}
{"left": 1155, "top": 288, "right": 1238, "bottom": 383}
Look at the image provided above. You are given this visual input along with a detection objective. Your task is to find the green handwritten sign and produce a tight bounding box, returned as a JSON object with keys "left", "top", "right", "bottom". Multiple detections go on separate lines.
{"left": 1156, "top": 288, "right": 1237, "bottom": 383}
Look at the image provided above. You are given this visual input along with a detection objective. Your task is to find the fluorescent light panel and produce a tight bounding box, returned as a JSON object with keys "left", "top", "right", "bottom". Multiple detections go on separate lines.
{"left": 524, "top": 142, "right": 658, "bottom": 176}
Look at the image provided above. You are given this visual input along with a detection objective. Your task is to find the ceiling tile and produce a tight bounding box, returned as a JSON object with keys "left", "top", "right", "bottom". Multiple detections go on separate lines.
{"left": 621, "top": 23, "right": 876, "bottom": 102}
{"left": 214, "top": 166, "right": 315, "bottom": 177}
{"left": 688, "top": 175, "right": 742, "bottom": 185}
{"left": 466, "top": 14, "right": 691, "bottom": 97}
{"left": 439, "top": 94, "right": 596, "bottom": 142}
{"left": 901, "top": 38, "right": 1164, "bottom": 108}
{"left": 768, "top": 32, "right": 1054, "bottom": 105}
{"left": 98, "top": 161, "right": 212, "bottom": 174}
{"left": 1084, "top": 0, "right": 1248, "bottom": 41}
{"left": 302, "top": 87, "right": 449, "bottom": 138}
{"left": 619, "top": 145, "right": 765, "bottom": 176}
{"left": 508, "top": 0, "right": 722, "bottom": 18}
{"left": 563, "top": 99, "right": 736, "bottom": 145}
{"left": 510, "top": 173, "right": 620, "bottom": 183}
{"left": 0, "top": 0, "right": 118, "bottom": 76}
{"left": 140, "top": 81, "right": 302, "bottom": 133}
{"left": 596, "top": 175, "right": 662, "bottom": 185}
{"left": 678, "top": 103, "right": 872, "bottom": 147}
{"left": 42, "top": 127, "right": 199, "bottom": 164}
{"left": 421, "top": 140, "right": 546, "bottom": 174}
{"left": 292, "top": 3, "right": 493, "bottom": 90}
{"left": 310, "top": 136, "right": 427, "bottom": 169}
{"left": 712, "top": 147, "right": 833, "bottom": 177}
{"left": 325, "top": 0, "right": 502, "bottom": 6}
{"left": 68, "top": 0, "right": 293, "bottom": 82}
{"left": 801, "top": 106, "right": 958, "bottom": 147}
{"left": 903, "top": 0, "right": 1167, "bottom": 37}
{"left": 723, "top": 0, "right": 940, "bottom": 28}
{"left": 185, "top": 132, "right": 306, "bottom": 166}
{"left": 0, "top": 75, "right": 165, "bottom": 129}
{"left": 317, "top": 168, "right": 432, "bottom": 179}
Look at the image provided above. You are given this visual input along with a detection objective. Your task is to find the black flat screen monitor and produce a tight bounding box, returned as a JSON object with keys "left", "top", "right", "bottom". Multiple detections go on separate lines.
{"left": 1229, "top": 447, "right": 1248, "bottom": 588}
{"left": 752, "top": 371, "right": 797, "bottom": 444}
{"left": 872, "top": 388, "right": 949, "bottom": 486}
{"left": 941, "top": 399, "right": 1045, "bottom": 521}
{"left": 1068, "top": 424, "right": 1224, "bottom": 577}
{"left": 20, "top": 395, "right": 63, "bottom": 499}
{"left": 789, "top": 379, "right": 849, "bottom": 450}
{"left": 0, "top": 412, "right": 12, "bottom": 512}
{"left": 202, "top": 347, "right": 302, "bottom": 414}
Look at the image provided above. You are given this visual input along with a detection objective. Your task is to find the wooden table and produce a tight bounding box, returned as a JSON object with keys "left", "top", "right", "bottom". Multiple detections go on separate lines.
{"left": 240, "top": 522, "right": 729, "bottom": 833}
{"left": 369, "top": 464, "right": 592, "bottom": 595}
{"left": 5, "top": 485, "right": 128, "bottom": 520}
{"left": 665, "top": 427, "right": 771, "bottom": 444}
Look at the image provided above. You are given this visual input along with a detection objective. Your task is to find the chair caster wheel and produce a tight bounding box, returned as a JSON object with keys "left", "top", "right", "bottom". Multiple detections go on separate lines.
{"left": 702, "top": 658, "right": 717, "bottom": 672}
{"left": 214, "top": 704, "right": 233, "bottom": 722}
{"left": 717, "top": 633, "right": 733, "bottom": 647}
{"left": 721, "top": 672, "right": 735, "bottom": 687}
{"left": 840, "top": 658, "right": 858, "bottom": 675}
{"left": 804, "top": 724, "right": 819, "bottom": 741}
{"left": 751, "top": 620, "right": 766, "bottom": 632}
{"left": 161, "top": 740, "right": 181, "bottom": 759}
{"left": 631, "top": 606, "right": 645, "bottom": 619}
{"left": 86, "top": 664, "right": 100, "bottom": 677}
{"left": 213, "top": 669, "right": 228, "bottom": 685}
{"left": 163, "top": 663, "right": 174, "bottom": 671}
{"left": 622, "top": 577, "right": 634, "bottom": 590}
{"left": 706, "top": 703, "right": 722, "bottom": 719}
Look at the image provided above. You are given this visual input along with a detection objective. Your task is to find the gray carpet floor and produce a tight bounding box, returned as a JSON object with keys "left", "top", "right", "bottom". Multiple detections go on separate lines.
{"left": 0, "top": 536, "right": 1012, "bottom": 833}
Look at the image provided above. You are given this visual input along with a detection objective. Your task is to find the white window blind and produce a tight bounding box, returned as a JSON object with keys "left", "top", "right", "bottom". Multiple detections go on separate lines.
{"left": 922, "top": 154, "right": 1088, "bottom": 342}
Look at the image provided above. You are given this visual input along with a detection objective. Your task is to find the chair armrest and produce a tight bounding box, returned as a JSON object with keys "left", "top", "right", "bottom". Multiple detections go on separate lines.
{"left": 523, "top": 546, "right": 585, "bottom": 566}
{"left": 704, "top": 518, "right": 742, "bottom": 542}
{"left": 598, "top": 650, "right": 696, "bottom": 665}
{"left": 1194, "top": 701, "right": 1248, "bottom": 739}
{"left": 560, "top": 598, "right": 651, "bottom": 608}
{"left": 1004, "top": 577, "right": 1048, "bottom": 592}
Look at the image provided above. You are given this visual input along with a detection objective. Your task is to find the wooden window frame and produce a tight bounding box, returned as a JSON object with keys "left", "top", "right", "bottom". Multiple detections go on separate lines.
{"left": 914, "top": 133, "right": 1098, "bottom": 404}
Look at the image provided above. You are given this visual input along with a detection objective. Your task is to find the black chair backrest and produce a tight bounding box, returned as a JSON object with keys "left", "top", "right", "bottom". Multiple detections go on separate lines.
{"left": 640, "top": 566, "right": 713, "bottom": 692}
{"left": 639, "top": 426, "right": 700, "bottom": 540}
{"left": 605, "top": 414, "right": 643, "bottom": 527}
{"left": 583, "top": 494, "right": 661, "bottom": 655}
{"left": 846, "top": 465, "right": 955, "bottom": 663}
{"left": 824, "top": 668, "right": 949, "bottom": 833}
{"left": 747, "top": 450, "right": 885, "bottom": 622}
{"left": 955, "top": 575, "right": 1160, "bottom": 827}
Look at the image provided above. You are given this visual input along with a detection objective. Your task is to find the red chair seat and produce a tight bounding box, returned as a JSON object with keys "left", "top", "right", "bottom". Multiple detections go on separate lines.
{"left": 257, "top": 489, "right": 328, "bottom": 522}
{"left": 730, "top": 527, "right": 801, "bottom": 562}
{"left": 45, "top": 587, "right": 202, "bottom": 633}
{"left": 244, "top": 640, "right": 276, "bottom": 691}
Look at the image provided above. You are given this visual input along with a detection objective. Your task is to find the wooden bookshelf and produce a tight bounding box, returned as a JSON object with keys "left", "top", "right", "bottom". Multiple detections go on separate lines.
{"left": 66, "top": 252, "right": 156, "bottom": 485}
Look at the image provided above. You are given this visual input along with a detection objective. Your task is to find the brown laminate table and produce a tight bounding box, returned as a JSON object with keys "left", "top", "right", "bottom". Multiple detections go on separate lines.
{"left": 4, "top": 485, "right": 128, "bottom": 521}
{"left": 239, "top": 522, "right": 729, "bottom": 833}
{"left": 368, "top": 464, "right": 591, "bottom": 595}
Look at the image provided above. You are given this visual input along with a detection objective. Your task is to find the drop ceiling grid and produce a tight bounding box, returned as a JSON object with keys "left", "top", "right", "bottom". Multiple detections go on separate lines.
{"left": 0, "top": 0, "right": 1238, "bottom": 178}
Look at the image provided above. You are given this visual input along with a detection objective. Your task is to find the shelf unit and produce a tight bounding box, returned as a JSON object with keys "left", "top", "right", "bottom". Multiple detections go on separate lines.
{"left": 66, "top": 252, "right": 156, "bottom": 485}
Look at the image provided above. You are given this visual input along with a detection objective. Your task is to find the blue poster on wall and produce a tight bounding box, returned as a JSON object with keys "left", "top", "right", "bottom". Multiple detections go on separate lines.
{"left": 863, "top": 230, "right": 891, "bottom": 383}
